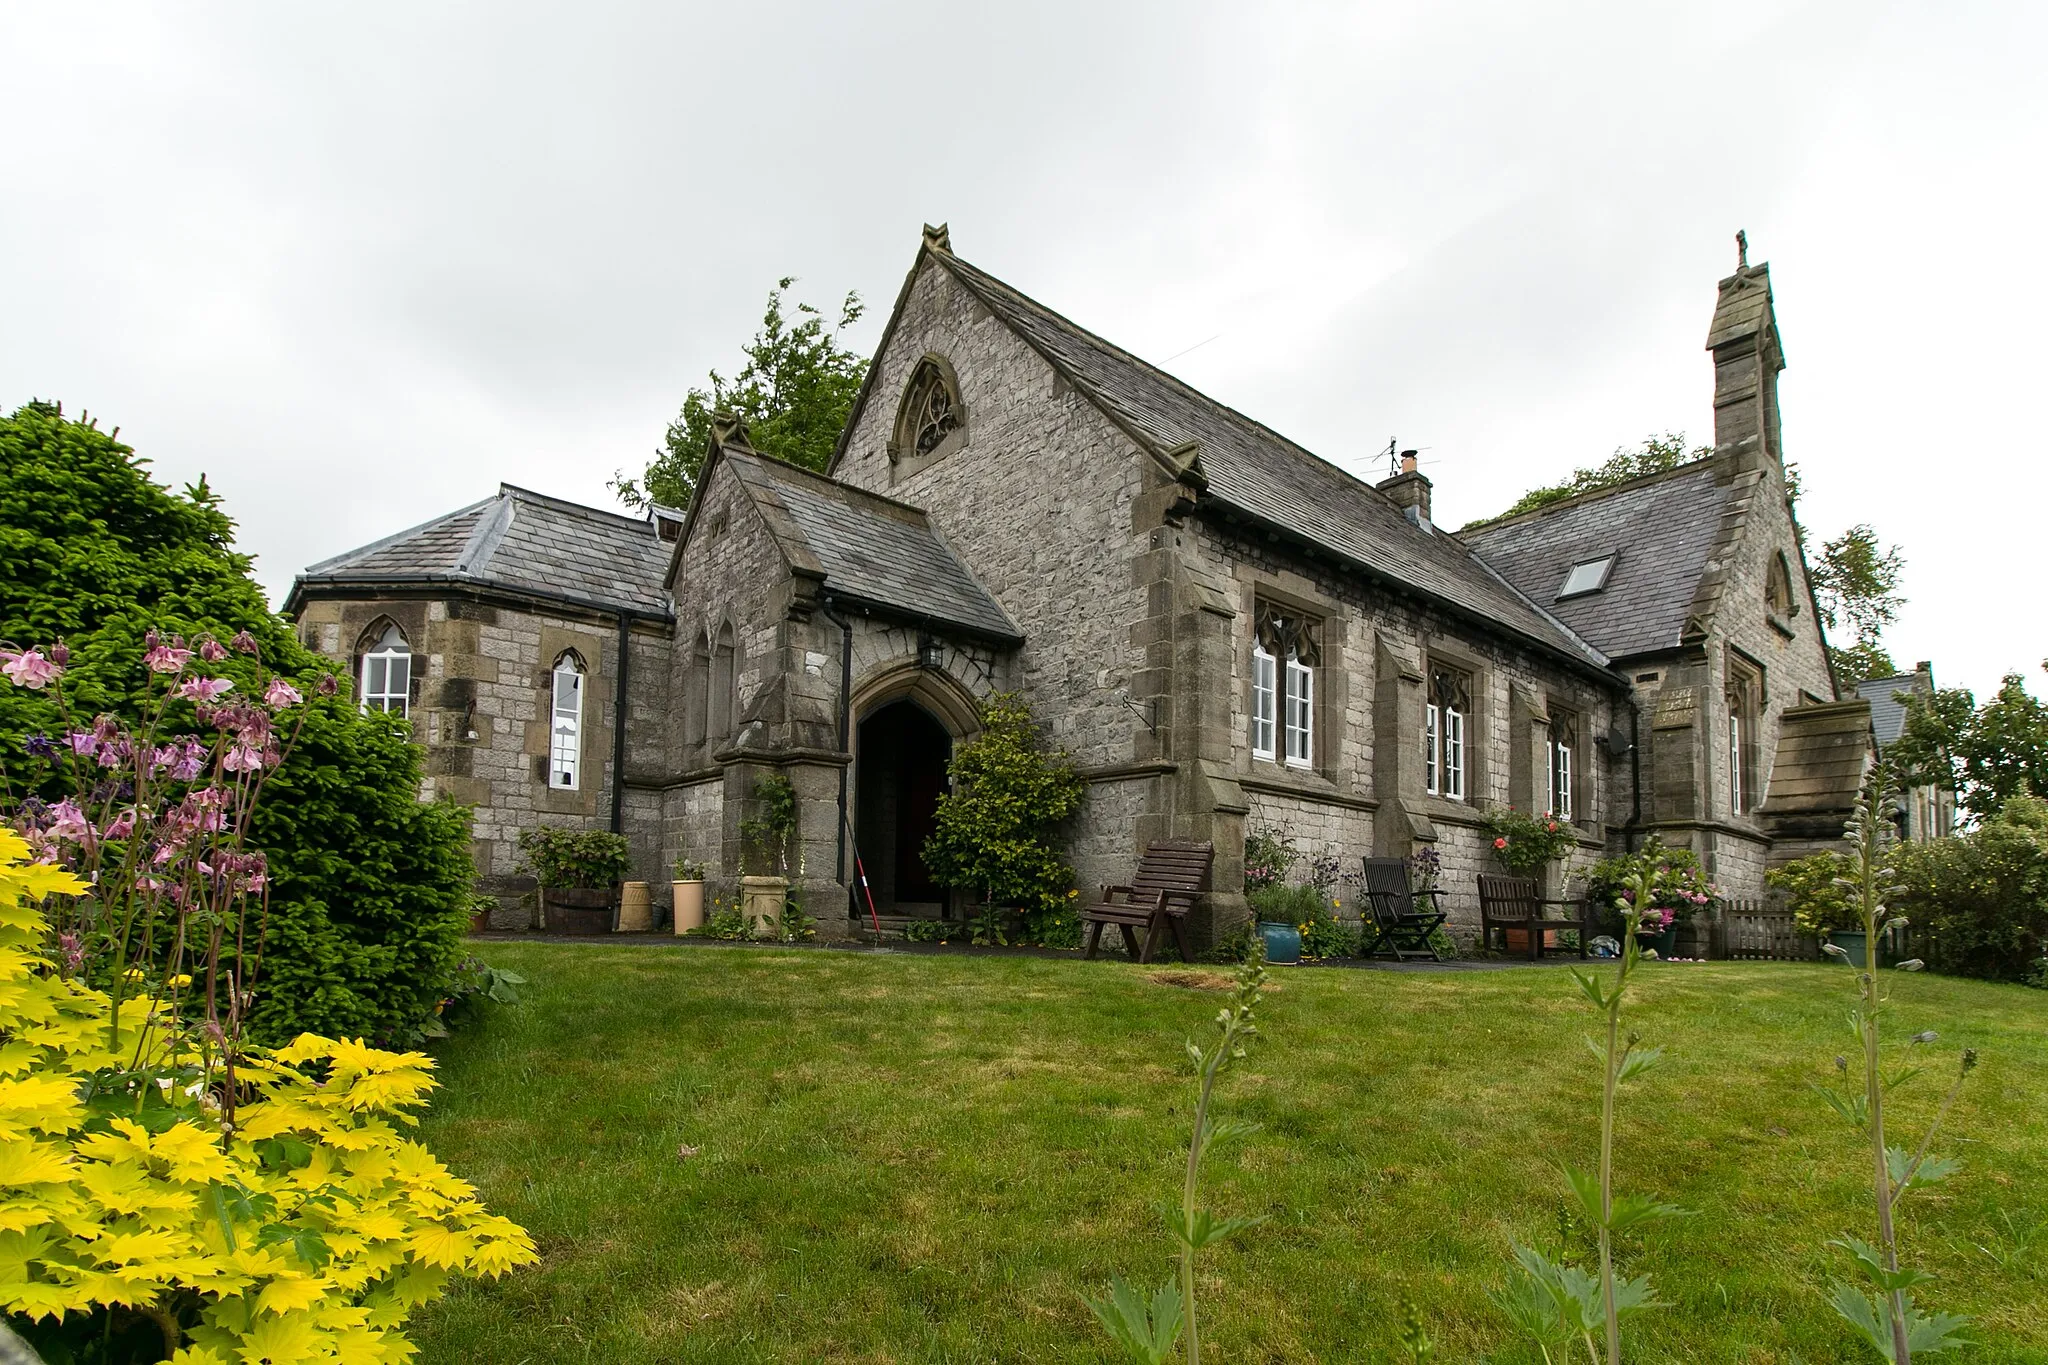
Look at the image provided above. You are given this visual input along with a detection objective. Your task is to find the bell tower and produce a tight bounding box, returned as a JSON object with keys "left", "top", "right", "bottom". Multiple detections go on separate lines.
{"left": 1706, "top": 230, "right": 1786, "bottom": 471}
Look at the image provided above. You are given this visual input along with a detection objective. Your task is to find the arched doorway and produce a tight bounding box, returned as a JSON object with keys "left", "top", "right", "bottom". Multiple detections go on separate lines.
{"left": 854, "top": 699, "right": 953, "bottom": 917}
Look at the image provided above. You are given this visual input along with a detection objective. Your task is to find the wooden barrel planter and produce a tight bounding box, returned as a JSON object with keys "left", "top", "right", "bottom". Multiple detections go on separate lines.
{"left": 544, "top": 886, "right": 615, "bottom": 935}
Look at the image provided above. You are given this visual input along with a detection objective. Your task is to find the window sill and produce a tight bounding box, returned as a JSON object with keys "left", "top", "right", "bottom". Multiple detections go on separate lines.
{"left": 1239, "top": 766, "right": 1377, "bottom": 812}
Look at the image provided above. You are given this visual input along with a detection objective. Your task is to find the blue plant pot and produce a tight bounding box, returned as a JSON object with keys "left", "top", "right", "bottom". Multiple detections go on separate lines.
{"left": 1828, "top": 930, "right": 1869, "bottom": 965}
{"left": 1258, "top": 920, "right": 1301, "bottom": 965}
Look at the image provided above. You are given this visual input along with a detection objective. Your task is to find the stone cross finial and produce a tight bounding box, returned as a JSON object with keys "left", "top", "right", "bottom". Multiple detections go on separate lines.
{"left": 1736, "top": 229, "right": 1748, "bottom": 270}
{"left": 709, "top": 409, "right": 755, "bottom": 452}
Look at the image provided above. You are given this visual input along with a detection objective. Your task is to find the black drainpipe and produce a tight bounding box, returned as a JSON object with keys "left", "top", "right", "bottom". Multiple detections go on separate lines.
{"left": 610, "top": 613, "right": 632, "bottom": 835}
{"left": 821, "top": 595, "right": 854, "bottom": 893}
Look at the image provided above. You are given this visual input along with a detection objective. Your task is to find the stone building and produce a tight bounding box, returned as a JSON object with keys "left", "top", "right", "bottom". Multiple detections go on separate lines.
{"left": 288, "top": 227, "right": 1875, "bottom": 939}
{"left": 1857, "top": 663, "right": 1956, "bottom": 843}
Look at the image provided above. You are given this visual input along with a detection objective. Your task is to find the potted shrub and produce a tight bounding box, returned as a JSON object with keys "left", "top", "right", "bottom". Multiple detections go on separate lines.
{"left": 672, "top": 856, "right": 708, "bottom": 936}
{"left": 1482, "top": 807, "right": 1579, "bottom": 951}
{"left": 1587, "top": 838, "right": 1720, "bottom": 958}
{"left": 1242, "top": 826, "right": 1303, "bottom": 964}
{"left": 1767, "top": 849, "right": 1863, "bottom": 962}
{"left": 468, "top": 888, "right": 497, "bottom": 935}
{"left": 518, "top": 826, "right": 632, "bottom": 935}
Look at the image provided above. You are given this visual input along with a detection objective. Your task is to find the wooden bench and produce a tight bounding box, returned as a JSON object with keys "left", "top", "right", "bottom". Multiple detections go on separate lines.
{"left": 1477, "top": 874, "right": 1591, "bottom": 960}
{"left": 1081, "top": 840, "right": 1212, "bottom": 964}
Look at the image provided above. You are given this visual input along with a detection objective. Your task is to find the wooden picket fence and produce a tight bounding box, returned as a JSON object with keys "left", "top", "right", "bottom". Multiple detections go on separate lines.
{"left": 1708, "top": 895, "right": 1821, "bottom": 962}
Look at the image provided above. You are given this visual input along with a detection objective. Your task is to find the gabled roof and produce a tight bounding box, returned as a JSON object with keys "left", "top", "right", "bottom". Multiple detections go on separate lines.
{"left": 288, "top": 485, "right": 673, "bottom": 618}
{"left": 843, "top": 235, "right": 1611, "bottom": 678}
{"left": 1856, "top": 669, "right": 1932, "bottom": 750}
{"left": 1458, "top": 460, "right": 1736, "bottom": 661}
{"left": 712, "top": 444, "right": 1020, "bottom": 644}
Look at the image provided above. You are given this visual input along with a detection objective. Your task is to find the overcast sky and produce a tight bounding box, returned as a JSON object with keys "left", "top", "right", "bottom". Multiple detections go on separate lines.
{"left": 6, "top": 1, "right": 2042, "bottom": 700}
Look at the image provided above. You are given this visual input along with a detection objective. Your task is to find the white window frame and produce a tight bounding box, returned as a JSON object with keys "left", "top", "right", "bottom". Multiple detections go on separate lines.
{"left": 359, "top": 625, "right": 411, "bottom": 717}
{"left": 1250, "top": 645, "right": 1277, "bottom": 760}
{"left": 549, "top": 654, "right": 585, "bottom": 791}
{"left": 1283, "top": 655, "right": 1313, "bottom": 768}
{"left": 1728, "top": 710, "right": 1744, "bottom": 815}
{"left": 1425, "top": 703, "right": 1440, "bottom": 795}
{"left": 1443, "top": 703, "right": 1466, "bottom": 800}
{"left": 1551, "top": 728, "right": 1574, "bottom": 822}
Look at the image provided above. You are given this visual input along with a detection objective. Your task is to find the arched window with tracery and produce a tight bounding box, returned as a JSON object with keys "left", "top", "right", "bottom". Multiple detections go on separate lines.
{"left": 890, "top": 356, "right": 967, "bottom": 479}
{"left": 358, "top": 622, "right": 411, "bottom": 717}
{"left": 548, "top": 652, "right": 585, "bottom": 790}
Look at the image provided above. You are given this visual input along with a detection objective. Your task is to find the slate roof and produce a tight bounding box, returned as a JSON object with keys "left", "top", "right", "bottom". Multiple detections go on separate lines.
{"left": 1458, "top": 461, "right": 1734, "bottom": 662}
{"left": 720, "top": 446, "right": 1020, "bottom": 643}
{"left": 290, "top": 485, "right": 673, "bottom": 617}
{"left": 931, "top": 252, "right": 1611, "bottom": 676}
{"left": 1856, "top": 671, "right": 1931, "bottom": 750}
{"left": 1757, "top": 699, "right": 1872, "bottom": 821}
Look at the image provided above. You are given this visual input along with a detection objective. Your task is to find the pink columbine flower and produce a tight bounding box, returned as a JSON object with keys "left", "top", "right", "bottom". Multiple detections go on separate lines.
{"left": 263, "top": 678, "right": 302, "bottom": 709}
{"left": 47, "top": 799, "right": 92, "bottom": 844}
{"left": 68, "top": 731, "right": 99, "bottom": 759}
{"left": 316, "top": 673, "right": 338, "bottom": 697}
{"left": 231, "top": 630, "right": 260, "bottom": 655}
{"left": 143, "top": 640, "right": 192, "bottom": 674}
{"left": 198, "top": 639, "right": 229, "bottom": 662}
{"left": 103, "top": 809, "right": 137, "bottom": 840}
{"left": 170, "top": 740, "right": 209, "bottom": 782}
{"left": 222, "top": 743, "right": 264, "bottom": 773}
{"left": 177, "top": 676, "right": 236, "bottom": 703}
{"left": 2, "top": 648, "right": 63, "bottom": 689}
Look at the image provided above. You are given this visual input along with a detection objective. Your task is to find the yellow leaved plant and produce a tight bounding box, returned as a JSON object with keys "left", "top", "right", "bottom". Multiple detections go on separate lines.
{"left": 0, "top": 828, "right": 536, "bottom": 1362}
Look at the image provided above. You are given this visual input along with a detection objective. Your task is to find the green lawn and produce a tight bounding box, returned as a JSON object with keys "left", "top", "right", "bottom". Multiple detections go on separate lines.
{"left": 411, "top": 943, "right": 2048, "bottom": 1363}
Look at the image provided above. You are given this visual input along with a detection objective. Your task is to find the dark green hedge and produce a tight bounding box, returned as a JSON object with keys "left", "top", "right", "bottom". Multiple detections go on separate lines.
{"left": 0, "top": 400, "right": 474, "bottom": 1044}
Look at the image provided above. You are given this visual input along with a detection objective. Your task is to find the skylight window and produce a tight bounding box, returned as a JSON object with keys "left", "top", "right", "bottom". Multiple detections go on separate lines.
{"left": 1557, "top": 554, "right": 1617, "bottom": 600}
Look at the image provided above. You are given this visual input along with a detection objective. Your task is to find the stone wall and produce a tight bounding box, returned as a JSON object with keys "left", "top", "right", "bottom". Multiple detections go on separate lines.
{"left": 832, "top": 256, "right": 1151, "bottom": 774}
{"left": 294, "top": 591, "right": 672, "bottom": 928}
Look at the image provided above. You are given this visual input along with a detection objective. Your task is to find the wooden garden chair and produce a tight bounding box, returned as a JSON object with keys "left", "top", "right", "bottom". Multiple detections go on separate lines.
{"left": 1476, "top": 874, "right": 1591, "bottom": 961}
{"left": 1359, "top": 856, "right": 1449, "bottom": 961}
{"left": 1080, "top": 840, "right": 1211, "bottom": 964}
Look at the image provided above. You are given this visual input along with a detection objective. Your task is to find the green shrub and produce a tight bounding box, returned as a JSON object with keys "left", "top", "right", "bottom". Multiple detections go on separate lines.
{"left": 0, "top": 401, "right": 474, "bottom": 1046}
{"left": 1246, "top": 883, "right": 1355, "bottom": 958}
{"left": 1888, "top": 794, "right": 2048, "bottom": 982}
{"left": 517, "top": 825, "right": 632, "bottom": 889}
{"left": 900, "top": 917, "right": 954, "bottom": 943}
{"left": 1243, "top": 825, "right": 1298, "bottom": 892}
{"left": 1767, "top": 849, "right": 1861, "bottom": 936}
{"left": 924, "top": 692, "right": 1085, "bottom": 921}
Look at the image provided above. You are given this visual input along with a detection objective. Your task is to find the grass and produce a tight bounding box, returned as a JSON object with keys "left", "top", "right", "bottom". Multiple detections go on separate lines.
{"left": 411, "top": 943, "right": 2048, "bottom": 1363}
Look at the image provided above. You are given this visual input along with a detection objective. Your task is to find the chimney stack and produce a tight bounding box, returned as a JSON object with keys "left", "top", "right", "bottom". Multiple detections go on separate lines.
{"left": 1377, "top": 450, "right": 1432, "bottom": 526}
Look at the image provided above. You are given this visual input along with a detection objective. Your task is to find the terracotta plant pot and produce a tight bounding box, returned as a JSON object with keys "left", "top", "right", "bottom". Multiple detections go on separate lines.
{"left": 468, "top": 907, "right": 492, "bottom": 935}
{"left": 617, "top": 881, "right": 653, "bottom": 932}
{"left": 542, "top": 886, "right": 614, "bottom": 935}
{"left": 672, "top": 880, "right": 705, "bottom": 935}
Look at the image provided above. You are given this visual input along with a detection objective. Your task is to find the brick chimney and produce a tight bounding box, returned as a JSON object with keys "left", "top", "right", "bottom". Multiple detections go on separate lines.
{"left": 1377, "top": 450, "right": 1432, "bottom": 527}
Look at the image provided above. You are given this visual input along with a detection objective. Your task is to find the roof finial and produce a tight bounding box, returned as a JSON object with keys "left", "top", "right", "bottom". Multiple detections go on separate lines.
{"left": 709, "top": 409, "right": 755, "bottom": 452}
{"left": 1736, "top": 229, "right": 1748, "bottom": 270}
{"left": 922, "top": 222, "right": 952, "bottom": 254}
